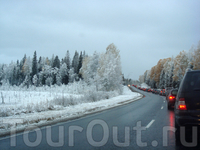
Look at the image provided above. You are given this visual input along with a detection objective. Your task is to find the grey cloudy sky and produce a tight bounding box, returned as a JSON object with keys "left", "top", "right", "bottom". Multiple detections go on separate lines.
{"left": 0, "top": 0, "right": 200, "bottom": 80}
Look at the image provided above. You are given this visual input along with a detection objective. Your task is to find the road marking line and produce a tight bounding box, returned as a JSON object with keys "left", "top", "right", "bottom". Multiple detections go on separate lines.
{"left": 146, "top": 119, "right": 155, "bottom": 128}
{"left": 161, "top": 106, "right": 163, "bottom": 109}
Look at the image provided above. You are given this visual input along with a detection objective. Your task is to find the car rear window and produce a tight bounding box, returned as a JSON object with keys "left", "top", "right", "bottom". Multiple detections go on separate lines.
{"left": 171, "top": 90, "right": 178, "bottom": 95}
{"left": 181, "top": 72, "right": 200, "bottom": 92}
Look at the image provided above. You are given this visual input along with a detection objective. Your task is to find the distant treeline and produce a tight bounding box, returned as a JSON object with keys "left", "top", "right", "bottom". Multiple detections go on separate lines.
{"left": 0, "top": 50, "right": 85, "bottom": 87}
{"left": 139, "top": 41, "right": 200, "bottom": 89}
{"left": 0, "top": 43, "right": 124, "bottom": 94}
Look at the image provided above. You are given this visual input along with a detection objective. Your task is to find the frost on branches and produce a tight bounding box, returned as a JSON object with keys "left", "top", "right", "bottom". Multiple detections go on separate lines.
{"left": 139, "top": 40, "right": 200, "bottom": 88}
{"left": 81, "top": 43, "right": 123, "bottom": 94}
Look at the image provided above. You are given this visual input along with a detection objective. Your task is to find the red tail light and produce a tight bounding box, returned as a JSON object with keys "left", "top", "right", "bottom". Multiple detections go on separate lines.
{"left": 169, "top": 95, "right": 175, "bottom": 100}
{"left": 177, "top": 98, "right": 187, "bottom": 110}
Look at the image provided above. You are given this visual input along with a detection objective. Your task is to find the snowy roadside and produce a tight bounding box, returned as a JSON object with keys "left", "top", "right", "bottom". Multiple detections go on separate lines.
{"left": 0, "top": 86, "right": 143, "bottom": 137}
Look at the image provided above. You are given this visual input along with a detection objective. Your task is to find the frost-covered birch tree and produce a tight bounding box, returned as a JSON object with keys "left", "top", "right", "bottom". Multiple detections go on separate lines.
{"left": 97, "top": 43, "right": 123, "bottom": 94}
{"left": 173, "top": 51, "right": 188, "bottom": 87}
{"left": 81, "top": 52, "right": 99, "bottom": 85}
{"left": 192, "top": 41, "right": 200, "bottom": 70}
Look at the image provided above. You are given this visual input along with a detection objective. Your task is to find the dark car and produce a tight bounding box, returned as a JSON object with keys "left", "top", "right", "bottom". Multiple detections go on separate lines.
{"left": 152, "top": 89, "right": 156, "bottom": 94}
{"left": 162, "top": 89, "right": 166, "bottom": 96}
{"left": 159, "top": 89, "right": 166, "bottom": 96}
{"left": 154, "top": 89, "right": 160, "bottom": 94}
{"left": 165, "top": 87, "right": 172, "bottom": 96}
{"left": 166, "top": 89, "right": 178, "bottom": 109}
{"left": 159, "top": 90, "right": 163, "bottom": 95}
{"left": 174, "top": 69, "right": 200, "bottom": 143}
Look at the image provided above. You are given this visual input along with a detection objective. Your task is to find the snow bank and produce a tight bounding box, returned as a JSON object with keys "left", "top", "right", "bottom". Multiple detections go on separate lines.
{"left": 0, "top": 85, "right": 142, "bottom": 136}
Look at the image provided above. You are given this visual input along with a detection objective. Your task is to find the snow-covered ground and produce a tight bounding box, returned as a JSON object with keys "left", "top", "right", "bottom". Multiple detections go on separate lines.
{"left": 0, "top": 84, "right": 142, "bottom": 136}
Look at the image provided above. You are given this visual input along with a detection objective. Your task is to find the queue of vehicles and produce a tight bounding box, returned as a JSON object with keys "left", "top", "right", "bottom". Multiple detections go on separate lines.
{"left": 131, "top": 84, "right": 167, "bottom": 96}
{"left": 132, "top": 69, "right": 200, "bottom": 144}
{"left": 131, "top": 84, "right": 179, "bottom": 110}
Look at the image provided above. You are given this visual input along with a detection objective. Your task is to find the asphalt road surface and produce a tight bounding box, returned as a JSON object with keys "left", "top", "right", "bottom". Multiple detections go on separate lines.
{"left": 0, "top": 86, "right": 199, "bottom": 150}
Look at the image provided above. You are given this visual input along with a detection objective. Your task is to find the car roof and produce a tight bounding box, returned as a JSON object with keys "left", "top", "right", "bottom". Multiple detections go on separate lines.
{"left": 187, "top": 69, "right": 200, "bottom": 73}
{"left": 171, "top": 89, "right": 178, "bottom": 92}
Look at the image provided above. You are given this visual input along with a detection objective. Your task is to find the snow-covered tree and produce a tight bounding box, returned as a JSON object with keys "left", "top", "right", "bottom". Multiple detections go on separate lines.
{"left": 12, "top": 66, "right": 17, "bottom": 85}
{"left": 72, "top": 51, "right": 79, "bottom": 74}
{"left": 81, "top": 51, "right": 100, "bottom": 85}
{"left": 32, "top": 74, "right": 38, "bottom": 86}
{"left": 52, "top": 56, "right": 60, "bottom": 69}
{"left": 97, "top": 43, "right": 123, "bottom": 93}
{"left": 173, "top": 50, "right": 188, "bottom": 87}
{"left": 56, "top": 72, "right": 62, "bottom": 86}
{"left": 154, "top": 58, "right": 167, "bottom": 87}
{"left": 192, "top": 41, "right": 200, "bottom": 70}
{"left": 38, "top": 65, "right": 51, "bottom": 85}
{"left": 64, "top": 50, "right": 71, "bottom": 70}
{"left": 45, "top": 57, "right": 50, "bottom": 66}
{"left": 45, "top": 77, "right": 53, "bottom": 86}
{"left": 38, "top": 56, "right": 44, "bottom": 72}
{"left": 21, "top": 74, "right": 31, "bottom": 88}
{"left": 139, "top": 75, "right": 145, "bottom": 83}
{"left": 78, "top": 51, "right": 83, "bottom": 79}
{"left": 159, "top": 69, "right": 165, "bottom": 88}
{"left": 32, "top": 51, "right": 38, "bottom": 78}
{"left": 68, "top": 68, "right": 75, "bottom": 83}
{"left": 22, "top": 57, "right": 32, "bottom": 77}
{"left": 18, "top": 55, "right": 26, "bottom": 84}
{"left": 50, "top": 54, "right": 55, "bottom": 67}
{"left": 59, "top": 63, "right": 69, "bottom": 84}
{"left": 163, "top": 57, "right": 174, "bottom": 88}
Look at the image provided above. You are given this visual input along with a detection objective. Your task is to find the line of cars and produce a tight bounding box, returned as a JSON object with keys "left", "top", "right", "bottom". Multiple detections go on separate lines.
{"left": 133, "top": 69, "right": 200, "bottom": 145}
{"left": 131, "top": 84, "right": 179, "bottom": 110}
{"left": 132, "top": 84, "right": 166, "bottom": 96}
{"left": 131, "top": 84, "right": 178, "bottom": 110}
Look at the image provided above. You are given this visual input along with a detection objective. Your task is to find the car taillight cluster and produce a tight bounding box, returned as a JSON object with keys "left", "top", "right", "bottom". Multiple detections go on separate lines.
{"left": 169, "top": 95, "right": 175, "bottom": 100}
{"left": 177, "top": 98, "right": 187, "bottom": 110}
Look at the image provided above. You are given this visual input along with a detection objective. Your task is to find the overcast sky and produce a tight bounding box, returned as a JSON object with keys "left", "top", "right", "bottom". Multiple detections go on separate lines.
{"left": 0, "top": 0, "right": 200, "bottom": 80}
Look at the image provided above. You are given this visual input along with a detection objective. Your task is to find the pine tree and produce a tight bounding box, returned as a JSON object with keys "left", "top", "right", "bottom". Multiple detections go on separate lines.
{"left": 15, "top": 60, "right": 20, "bottom": 85}
{"left": 0, "top": 64, "right": 4, "bottom": 85}
{"left": 66, "top": 50, "right": 71, "bottom": 70}
{"left": 63, "top": 50, "right": 71, "bottom": 70}
{"left": 32, "top": 51, "right": 38, "bottom": 80}
{"left": 72, "top": 51, "right": 79, "bottom": 74}
{"left": 19, "top": 55, "right": 26, "bottom": 84}
{"left": 52, "top": 56, "right": 60, "bottom": 69}
{"left": 78, "top": 51, "right": 83, "bottom": 79}
{"left": 11, "top": 66, "right": 15, "bottom": 85}
{"left": 50, "top": 54, "right": 55, "bottom": 67}
{"left": 60, "top": 63, "right": 69, "bottom": 84}
{"left": 38, "top": 56, "right": 43, "bottom": 72}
